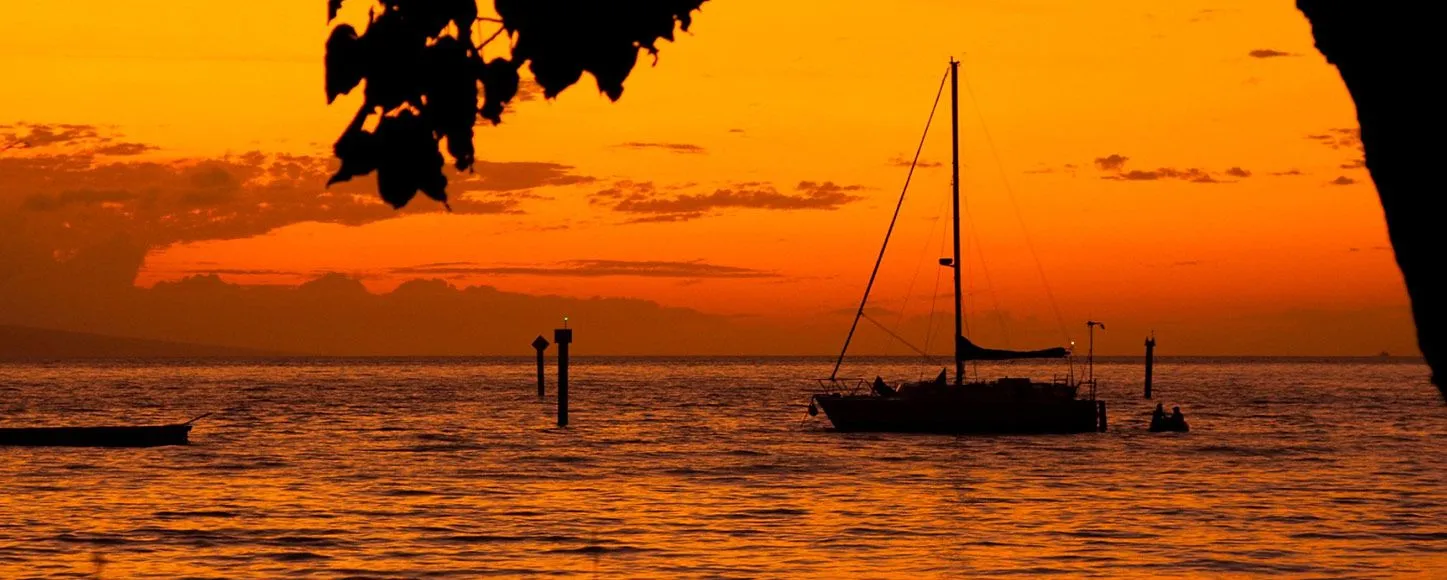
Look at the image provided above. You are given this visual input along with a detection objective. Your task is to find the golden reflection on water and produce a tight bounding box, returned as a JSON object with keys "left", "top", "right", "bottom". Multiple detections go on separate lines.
{"left": 1, "top": 358, "right": 1444, "bottom": 577}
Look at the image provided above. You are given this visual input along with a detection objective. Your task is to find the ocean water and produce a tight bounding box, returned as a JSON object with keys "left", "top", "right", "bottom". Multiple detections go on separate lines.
{"left": 1, "top": 357, "right": 1443, "bottom": 578}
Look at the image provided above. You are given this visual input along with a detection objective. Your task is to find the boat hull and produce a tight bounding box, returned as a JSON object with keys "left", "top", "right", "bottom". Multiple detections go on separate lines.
{"left": 0, "top": 424, "right": 192, "bottom": 447}
{"left": 814, "top": 394, "right": 1102, "bottom": 434}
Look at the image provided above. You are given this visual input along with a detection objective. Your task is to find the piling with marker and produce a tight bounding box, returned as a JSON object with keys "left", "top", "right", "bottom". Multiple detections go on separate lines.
{"left": 554, "top": 318, "right": 572, "bottom": 427}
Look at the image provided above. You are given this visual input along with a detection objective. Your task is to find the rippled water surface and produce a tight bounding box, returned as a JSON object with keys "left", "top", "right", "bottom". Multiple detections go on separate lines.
{"left": 2, "top": 357, "right": 1444, "bottom": 578}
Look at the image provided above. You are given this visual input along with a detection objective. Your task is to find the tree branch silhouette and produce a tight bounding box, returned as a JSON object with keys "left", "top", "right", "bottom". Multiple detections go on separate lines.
{"left": 324, "top": 0, "right": 705, "bottom": 209}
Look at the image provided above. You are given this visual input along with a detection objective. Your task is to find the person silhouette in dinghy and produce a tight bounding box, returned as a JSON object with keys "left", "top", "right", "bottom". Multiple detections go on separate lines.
{"left": 872, "top": 376, "right": 897, "bottom": 397}
{"left": 1170, "top": 406, "right": 1187, "bottom": 430}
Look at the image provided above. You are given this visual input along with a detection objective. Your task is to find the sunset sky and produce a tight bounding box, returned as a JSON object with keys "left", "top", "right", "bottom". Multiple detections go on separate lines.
{"left": 0, "top": 1, "right": 1414, "bottom": 356}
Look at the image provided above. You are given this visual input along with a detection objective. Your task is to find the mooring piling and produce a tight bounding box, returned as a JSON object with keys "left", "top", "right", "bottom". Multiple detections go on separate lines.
{"left": 554, "top": 322, "right": 572, "bottom": 427}
{"left": 532, "top": 335, "right": 550, "bottom": 397}
{"left": 1144, "top": 334, "right": 1156, "bottom": 399}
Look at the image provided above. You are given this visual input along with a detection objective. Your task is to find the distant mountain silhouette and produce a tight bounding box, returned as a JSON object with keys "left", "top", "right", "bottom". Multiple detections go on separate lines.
{"left": 0, "top": 325, "right": 289, "bottom": 359}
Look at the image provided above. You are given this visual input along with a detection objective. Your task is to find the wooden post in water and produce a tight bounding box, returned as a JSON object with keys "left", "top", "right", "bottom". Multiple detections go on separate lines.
{"left": 554, "top": 322, "right": 573, "bottom": 427}
{"left": 1144, "top": 334, "right": 1156, "bottom": 399}
{"left": 532, "top": 335, "right": 550, "bottom": 397}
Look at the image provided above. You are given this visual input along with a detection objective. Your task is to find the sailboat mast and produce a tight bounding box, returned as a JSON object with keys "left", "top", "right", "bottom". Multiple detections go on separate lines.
{"left": 950, "top": 58, "right": 965, "bottom": 387}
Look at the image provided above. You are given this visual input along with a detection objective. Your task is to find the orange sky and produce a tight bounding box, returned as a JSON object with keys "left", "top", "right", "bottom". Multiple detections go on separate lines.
{"left": 0, "top": 1, "right": 1415, "bottom": 355}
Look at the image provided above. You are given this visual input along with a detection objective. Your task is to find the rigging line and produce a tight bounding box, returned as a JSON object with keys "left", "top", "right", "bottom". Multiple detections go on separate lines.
{"left": 829, "top": 66, "right": 951, "bottom": 381}
{"left": 861, "top": 312, "right": 935, "bottom": 360}
{"left": 922, "top": 194, "right": 951, "bottom": 357}
{"left": 958, "top": 197, "right": 1013, "bottom": 347}
{"left": 967, "top": 218, "right": 1013, "bottom": 347}
{"left": 884, "top": 183, "right": 950, "bottom": 357}
{"left": 961, "top": 197, "right": 972, "bottom": 338}
{"left": 959, "top": 66, "right": 1072, "bottom": 342}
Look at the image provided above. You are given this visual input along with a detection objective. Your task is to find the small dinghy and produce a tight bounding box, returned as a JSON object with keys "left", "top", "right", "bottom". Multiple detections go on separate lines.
{"left": 0, "top": 413, "right": 209, "bottom": 447}
{"left": 1149, "top": 404, "right": 1189, "bottom": 433}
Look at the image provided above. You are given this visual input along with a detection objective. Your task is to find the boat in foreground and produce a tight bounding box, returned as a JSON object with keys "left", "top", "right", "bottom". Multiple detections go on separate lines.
{"left": 810, "top": 59, "right": 1105, "bottom": 435}
{"left": 0, "top": 414, "right": 207, "bottom": 447}
{"left": 0, "top": 424, "right": 191, "bottom": 447}
{"left": 814, "top": 376, "right": 1103, "bottom": 434}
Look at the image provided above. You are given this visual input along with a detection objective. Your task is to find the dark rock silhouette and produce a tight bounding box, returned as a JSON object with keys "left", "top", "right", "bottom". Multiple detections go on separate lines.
{"left": 1299, "top": 2, "right": 1444, "bottom": 399}
{"left": 325, "top": 0, "right": 706, "bottom": 209}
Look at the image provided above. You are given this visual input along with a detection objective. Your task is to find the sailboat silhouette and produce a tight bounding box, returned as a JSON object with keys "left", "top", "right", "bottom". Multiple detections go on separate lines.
{"left": 810, "top": 59, "right": 1105, "bottom": 434}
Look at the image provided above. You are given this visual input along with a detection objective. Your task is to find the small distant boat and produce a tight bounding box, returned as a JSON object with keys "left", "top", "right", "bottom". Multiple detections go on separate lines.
{"left": 1148, "top": 406, "right": 1189, "bottom": 433}
{"left": 808, "top": 60, "right": 1104, "bottom": 435}
{"left": 1149, "top": 416, "right": 1189, "bottom": 433}
{"left": 0, "top": 414, "right": 208, "bottom": 447}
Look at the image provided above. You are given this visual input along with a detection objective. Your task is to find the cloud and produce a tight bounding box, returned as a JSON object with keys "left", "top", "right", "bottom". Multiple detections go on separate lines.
{"left": 0, "top": 123, "right": 601, "bottom": 297}
{"left": 181, "top": 268, "right": 307, "bottom": 277}
{"left": 513, "top": 79, "right": 544, "bottom": 102}
{"left": 617, "top": 142, "right": 707, "bottom": 154}
{"left": 1248, "top": 49, "right": 1295, "bottom": 59}
{"left": 450, "top": 160, "right": 594, "bottom": 193}
{"left": 889, "top": 155, "right": 944, "bottom": 168}
{"left": 1093, "top": 154, "right": 1250, "bottom": 183}
{"left": 0, "top": 151, "right": 531, "bottom": 250}
{"left": 20, "top": 189, "right": 137, "bottom": 211}
{"left": 1307, "top": 128, "right": 1362, "bottom": 151}
{"left": 391, "top": 259, "right": 778, "bottom": 279}
{"left": 1271, "top": 169, "right": 1304, "bottom": 176}
{"left": 1094, "top": 154, "right": 1129, "bottom": 171}
{"left": 1024, "top": 163, "right": 1080, "bottom": 176}
{"left": 624, "top": 212, "right": 705, "bottom": 224}
{"left": 592, "top": 180, "right": 866, "bottom": 222}
{"left": 1304, "top": 128, "right": 1367, "bottom": 172}
{"left": 1329, "top": 176, "right": 1357, "bottom": 186}
{"left": 727, "top": 128, "right": 746, "bottom": 134}
{"left": 93, "top": 142, "right": 158, "bottom": 156}
{"left": 1, "top": 124, "right": 159, "bottom": 158}
{"left": 3, "top": 123, "right": 104, "bottom": 148}
{"left": 1111, "top": 168, "right": 1214, "bottom": 182}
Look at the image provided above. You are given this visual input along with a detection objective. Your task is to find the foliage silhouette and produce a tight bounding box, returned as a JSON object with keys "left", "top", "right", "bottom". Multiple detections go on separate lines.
{"left": 316, "top": 1, "right": 1445, "bottom": 399}
{"left": 1299, "top": 2, "right": 1443, "bottom": 399}
{"left": 325, "top": 0, "right": 705, "bottom": 209}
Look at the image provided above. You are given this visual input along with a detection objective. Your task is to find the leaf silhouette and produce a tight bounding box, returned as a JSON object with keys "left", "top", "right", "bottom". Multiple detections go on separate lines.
{"left": 375, "top": 110, "right": 448, "bottom": 209}
{"left": 479, "top": 58, "right": 520, "bottom": 125}
{"left": 324, "top": 0, "right": 706, "bottom": 208}
{"left": 324, "top": 24, "right": 364, "bottom": 103}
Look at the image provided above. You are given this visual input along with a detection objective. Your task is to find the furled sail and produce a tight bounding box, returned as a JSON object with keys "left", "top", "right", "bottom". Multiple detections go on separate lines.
{"left": 957, "top": 336, "right": 1068, "bottom": 361}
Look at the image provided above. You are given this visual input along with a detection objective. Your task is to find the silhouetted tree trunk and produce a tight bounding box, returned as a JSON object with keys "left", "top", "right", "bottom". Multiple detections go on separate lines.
{"left": 1299, "top": 2, "right": 1444, "bottom": 400}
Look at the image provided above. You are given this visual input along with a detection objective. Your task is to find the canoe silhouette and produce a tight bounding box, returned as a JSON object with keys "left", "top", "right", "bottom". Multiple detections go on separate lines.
{"left": 0, "top": 414, "right": 207, "bottom": 447}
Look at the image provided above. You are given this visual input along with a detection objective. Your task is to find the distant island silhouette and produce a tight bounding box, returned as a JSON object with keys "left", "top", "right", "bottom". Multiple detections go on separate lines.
{"left": 0, "top": 325, "right": 290, "bottom": 359}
